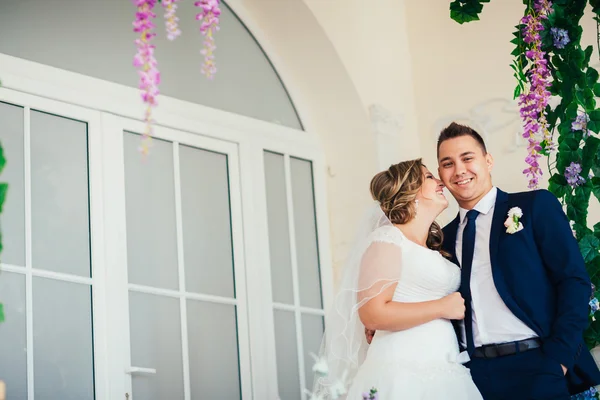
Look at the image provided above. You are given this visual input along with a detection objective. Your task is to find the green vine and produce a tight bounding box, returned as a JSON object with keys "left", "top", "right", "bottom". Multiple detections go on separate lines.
{"left": 0, "top": 79, "right": 6, "bottom": 324}
{"left": 450, "top": 0, "right": 600, "bottom": 349}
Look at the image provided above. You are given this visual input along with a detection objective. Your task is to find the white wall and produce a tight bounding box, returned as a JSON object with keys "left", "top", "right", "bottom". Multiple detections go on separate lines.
{"left": 303, "top": 0, "right": 422, "bottom": 169}
{"left": 404, "top": 0, "right": 600, "bottom": 224}
{"left": 230, "top": 0, "right": 379, "bottom": 279}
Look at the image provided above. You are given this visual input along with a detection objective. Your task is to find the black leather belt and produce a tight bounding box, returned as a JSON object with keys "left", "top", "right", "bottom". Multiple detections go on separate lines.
{"left": 472, "top": 338, "right": 541, "bottom": 358}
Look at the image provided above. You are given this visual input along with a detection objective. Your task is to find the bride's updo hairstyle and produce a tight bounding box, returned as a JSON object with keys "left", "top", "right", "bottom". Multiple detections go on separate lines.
{"left": 370, "top": 158, "right": 448, "bottom": 257}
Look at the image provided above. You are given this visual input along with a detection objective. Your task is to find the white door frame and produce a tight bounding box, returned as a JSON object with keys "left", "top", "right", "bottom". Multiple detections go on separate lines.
{"left": 0, "top": 88, "right": 109, "bottom": 400}
{"left": 0, "top": 53, "right": 334, "bottom": 400}
{"left": 101, "top": 113, "right": 252, "bottom": 399}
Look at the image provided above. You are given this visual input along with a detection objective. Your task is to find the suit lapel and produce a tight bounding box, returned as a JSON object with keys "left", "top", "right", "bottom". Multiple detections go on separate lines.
{"left": 489, "top": 189, "right": 509, "bottom": 272}
{"left": 445, "top": 214, "right": 460, "bottom": 266}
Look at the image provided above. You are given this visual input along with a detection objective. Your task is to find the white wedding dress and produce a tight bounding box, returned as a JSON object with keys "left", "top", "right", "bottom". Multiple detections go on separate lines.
{"left": 345, "top": 225, "right": 482, "bottom": 399}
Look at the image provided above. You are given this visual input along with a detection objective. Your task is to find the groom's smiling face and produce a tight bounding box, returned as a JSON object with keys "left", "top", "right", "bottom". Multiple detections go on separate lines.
{"left": 437, "top": 135, "right": 494, "bottom": 210}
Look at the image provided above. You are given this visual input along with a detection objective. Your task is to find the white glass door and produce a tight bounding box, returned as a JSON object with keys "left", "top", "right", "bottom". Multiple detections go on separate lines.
{"left": 263, "top": 152, "right": 325, "bottom": 400}
{"left": 102, "top": 115, "right": 251, "bottom": 400}
{"left": 0, "top": 90, "right": 108, "bottom": 400}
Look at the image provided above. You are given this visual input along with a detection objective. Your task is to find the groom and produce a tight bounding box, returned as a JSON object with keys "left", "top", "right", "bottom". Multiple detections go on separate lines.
{"left": 437, "top": 122, "right": 600, "bottom": 399}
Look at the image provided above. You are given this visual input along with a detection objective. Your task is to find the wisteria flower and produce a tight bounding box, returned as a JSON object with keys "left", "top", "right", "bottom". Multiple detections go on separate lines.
{"left": 572, "top": 386, "right": 599, "bottom": 400}
{"left": 572, "top": 113, "right": 591, "bottom": 138}
{"left": 195, "top": 0, "right": 221, "bottom": 79}
{"left": 519, "top": 0, "right": 553, "bottom": 189}
{"left": 590, "top": 298, "right": 599, "bottom": 321}
{"left": 132, "top": 0, "right": 160, "bottom": 155}
{"left": 362, "top": 388, "right": 379, "bottom": 400}
{"left": 162, "top": 0, "right": 181, "bottom": 40}
{"left": 565, "top": 162, "right": 586, "bottom": 188}
{"left": 550, "top": 27, "right": 570, "bottom": 49}
{"left": 505, "top": 207, "right": 524, "bottom": 234}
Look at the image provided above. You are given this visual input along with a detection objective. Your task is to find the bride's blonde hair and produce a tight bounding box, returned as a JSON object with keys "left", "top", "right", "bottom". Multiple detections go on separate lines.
{"left": 370, "top": 158, "right": 449, "bottom": 257}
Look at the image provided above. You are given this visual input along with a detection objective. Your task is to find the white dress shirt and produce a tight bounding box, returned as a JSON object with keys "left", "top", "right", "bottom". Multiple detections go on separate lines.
{"left": 456, "top": 187, "right": 537, "bottom": 347}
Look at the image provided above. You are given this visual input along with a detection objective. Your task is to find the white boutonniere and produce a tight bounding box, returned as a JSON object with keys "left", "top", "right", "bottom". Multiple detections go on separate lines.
{"left": 504, "top": 207, "right": 524, "bottom": 234}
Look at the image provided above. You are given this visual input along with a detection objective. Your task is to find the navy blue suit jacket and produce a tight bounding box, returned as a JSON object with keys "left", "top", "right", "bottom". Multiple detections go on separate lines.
{"left": 441, "top": 188, "right": 600, "bottom": 394}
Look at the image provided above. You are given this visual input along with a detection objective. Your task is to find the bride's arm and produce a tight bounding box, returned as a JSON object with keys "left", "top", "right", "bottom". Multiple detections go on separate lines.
{"left": 358, "top": 288, "right": 464, "bottom": 331}
{"left": 355, "top": 240, "right": 465, "bottom": 332}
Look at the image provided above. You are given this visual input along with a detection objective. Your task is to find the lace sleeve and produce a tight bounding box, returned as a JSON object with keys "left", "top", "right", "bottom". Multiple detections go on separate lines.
{"left": 367, "top": 225, "right": 405, "bottom": 247}
{"left": 357, "top": 234, "right": 403, "bottom": 305}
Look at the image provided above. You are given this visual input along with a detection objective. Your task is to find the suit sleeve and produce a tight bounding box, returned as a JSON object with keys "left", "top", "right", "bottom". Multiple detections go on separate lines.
{"left": 533, "top": 190, "right": 591, "bottom": 369}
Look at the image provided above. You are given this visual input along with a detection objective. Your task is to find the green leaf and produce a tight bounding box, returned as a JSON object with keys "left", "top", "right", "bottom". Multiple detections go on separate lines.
{"left": 450, "top": 3, "right": 480, "bottom": 24}
{"left": 559, "top": 137, "right": 581, "bottom": 151}
{"left": 558, "top": 149, "right": 583, "bottom": 173}
{"left": 594, "top": 83, "right": 600, "bottom": 98}
{"left": 572, "top": 48, "right": 586, "bottom": 70}
{"left": 579, "top": 234, "right": 600, "bottom": 263}
{"left": 594, "top": 221, "right": 600, "bottom": 238}
{"left": 513, "top": 84, "right": 522, "bottom": 99}
{"left": 449, "top": 0, "right": 487, "bottom": 24}
{"left": 567, "top": 185, "right": 591, "bottom": 223}
{"left": 590, "top": 109, "right": 600, "bottom": 126}
{"left": 583, "top": 137, "right": 600, "bottom": 175}
{"left": 0, "top": 303, "right": 4, "bottom": 323}
{"left": 0, "top": 183, "right": 9, "bottom": 215}
{"left": 593, "top": 177, "right": 600, "bottom": 202}
{"left": 549, "top": 173, "right": 570, "bottom": 198}
{"left": 587, "top": 68, "right": 600, "bottom": 87}
{"left": 584, "top": 46, "right": 594, "bottom": 68}
{"left": 558, "top": 121, "right": 575, "bottom": 137}
{"left": 576, "top": 88, "right": 596, "bottom": 111}
{"left": 0, "top": 142, "right": 6, "bottom": 175}
{"left": 593, "top": 147, "right": 600, "bottom": 177}
{"left": 574, "top": 221, "right": 593, "bottom": 239}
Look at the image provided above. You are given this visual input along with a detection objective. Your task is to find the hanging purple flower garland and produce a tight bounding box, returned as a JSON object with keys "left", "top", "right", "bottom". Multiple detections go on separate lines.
{"left": 195, "top": 0, "right": 221, "bottom": 79}
{"left": 162, "top": 0, "right": 182, "bottom": 41}
{"left": 518, "top": 0, "right": 553, "bottom": 189}
{"left": 132, "top": 0, "right": 160, "bottom": 155}
{"left": 132, "top": 0, "right": 221, "bottom": 154}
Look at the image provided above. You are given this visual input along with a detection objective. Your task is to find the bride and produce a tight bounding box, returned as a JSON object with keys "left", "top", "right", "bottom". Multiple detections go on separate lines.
{"left": 312, "top": 159, "right": 482, "bottom": 399}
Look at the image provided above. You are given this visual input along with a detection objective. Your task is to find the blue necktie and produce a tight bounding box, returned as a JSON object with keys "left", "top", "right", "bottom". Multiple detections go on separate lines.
{"left": 460, "top": 209, "right": 480, "bottom": 355}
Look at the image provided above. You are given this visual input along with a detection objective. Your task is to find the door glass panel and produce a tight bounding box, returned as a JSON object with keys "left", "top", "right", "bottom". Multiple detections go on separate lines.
{"left": 264, "top": 152, "right": 294, "bottom": 304}
{"left": 187, "top": 300, "right": 240, "bottom": 399}
{"left": 180, "top": 145, "right": 234, "bottom": 298}
{"left": 129, "top": 291, "right": 184, "bottom": 400}
{"left": 31, "top": 111, "right": 90, "bottom": 277}
{"left": 0, "top": 102, "right": 25, "bottom": 266}
{"left": 124, "top": 132, "right": 179, "bottom": 290}
{"left": 301, "top": 314, "right": 324, "bottom": 391}
{"left": 274, "top": 309, "right": 300, "bottom": 400}
{"left": 33, "top": 277, "right": 94, "bottom": 400}
{"left": 0, "top": 272, "right": 27, "bottom": 399}
{"left": 290, "top": 157, "right": 322, "bottom": 309}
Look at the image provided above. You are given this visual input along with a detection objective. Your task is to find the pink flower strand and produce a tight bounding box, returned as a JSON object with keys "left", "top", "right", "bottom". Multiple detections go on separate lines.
{"left": 162, "top": 0, "right": 181, "bottom": 41}
{"left": 195, "top": 0, "right": 221, "bottom": 79}
{"left": 518, "top": 0, "right": 553, "bottom": 189}
{"left": 133, "top": 0, "right": 160, "bottom": 155}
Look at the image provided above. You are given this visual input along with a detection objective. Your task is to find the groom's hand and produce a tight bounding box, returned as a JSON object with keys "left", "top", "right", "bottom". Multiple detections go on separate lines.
{"left": 365, "top": 328, "right": 375, "bottom": 344}
{"left": 561, "top": 364, "right": 567, "bottom": 375}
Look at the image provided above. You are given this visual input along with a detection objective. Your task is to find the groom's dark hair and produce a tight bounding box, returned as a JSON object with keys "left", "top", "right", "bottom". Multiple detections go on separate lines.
{"left": 436, "top": 122, "right": 487, "bottom": 158}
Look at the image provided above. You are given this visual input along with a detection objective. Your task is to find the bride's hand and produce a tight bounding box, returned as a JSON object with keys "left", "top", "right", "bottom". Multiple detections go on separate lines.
{"left": 438, "top": 292, "right": 465, "bottom": 320}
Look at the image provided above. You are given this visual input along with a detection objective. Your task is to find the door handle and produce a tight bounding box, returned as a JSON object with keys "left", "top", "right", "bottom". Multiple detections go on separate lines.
{"left": 125, "top": 367, "right": 157, "bottom": 375}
